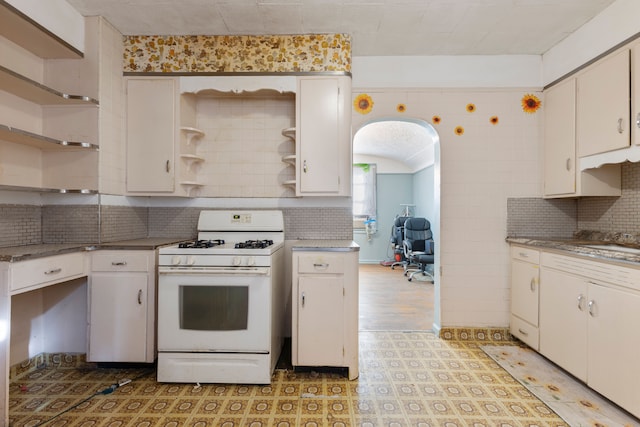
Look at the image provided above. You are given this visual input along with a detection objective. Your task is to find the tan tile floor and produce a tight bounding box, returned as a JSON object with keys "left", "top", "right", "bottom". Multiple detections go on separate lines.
{"left": 9, "top": 332, "right": 568, "bottom": 427}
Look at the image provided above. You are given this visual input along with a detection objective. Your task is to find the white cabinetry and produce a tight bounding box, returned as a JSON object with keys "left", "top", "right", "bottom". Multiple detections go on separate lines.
{"left": 296, "top": 76, "right": 352, "bottom": 196}
{"left": 543, "top": 76, "right": 621, "bottom": 198}
{"left": 126, "top": 78, "right": 176, "bottom": 194}
{"left": 539, "top": 251, "right": 640, "bottom": 418}
{"left": 577, "top": 49, "right": 630, "bottom": 157}
{"left": 543, "top": 78, "right": 576, "bottom": 197}
{"left": 292, "top": 248, "right": 358, "bottom": 379}
{"left": 509, "top": 246, "right": 539, "bottom": 349}
{"left": 0, "top": 6, "right": 100, "bottom": 194}
{"left": 88, "top": 250, "right": 156, "bottom": 363}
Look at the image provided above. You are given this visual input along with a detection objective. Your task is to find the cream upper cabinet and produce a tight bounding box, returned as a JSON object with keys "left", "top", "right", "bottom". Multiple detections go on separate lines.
{"left": 126, "top": 78, "right": 176, "bottom": 193}
{"left": 543, "top": 77, "right": 621, "bottom": 198}
{"left": 632, "top": 43, "right": 640, "bottom": 147}
{"left": 544, "top": 78, "right": 576, "bottom": 196}
{"left": 577, "top": 49, "right": 631, "bottom": 157}
{"left": 296, "top": 76, "right": 352, "bottom": 197}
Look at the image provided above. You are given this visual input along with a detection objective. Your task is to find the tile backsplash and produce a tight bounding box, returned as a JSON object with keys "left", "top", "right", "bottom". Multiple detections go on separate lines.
{"left": 507, "top": 197, "right": 577, "bottom": 239}
{"left": 0, "top": 205, "right": 41, "bottom": 247}
{"left": 1, "top": 204, "right": 353, "bottom": 247}
{"left": 508, "top": 162, "right": 640, "bottom": 238}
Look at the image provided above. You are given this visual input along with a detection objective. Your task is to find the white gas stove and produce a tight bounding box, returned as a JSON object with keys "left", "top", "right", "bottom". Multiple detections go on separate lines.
{"left": 157, "top": 210, "right": 285, "bottom": 384}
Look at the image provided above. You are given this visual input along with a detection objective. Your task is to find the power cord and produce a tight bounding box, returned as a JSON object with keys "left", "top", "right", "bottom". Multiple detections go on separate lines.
{"left": 31, "top": 370, "right": 151, "bottom": 426}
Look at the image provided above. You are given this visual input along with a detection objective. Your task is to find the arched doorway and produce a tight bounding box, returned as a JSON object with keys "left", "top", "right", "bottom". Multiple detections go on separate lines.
{"left": 352, "top": 118, "right": 441, "bottom": 331}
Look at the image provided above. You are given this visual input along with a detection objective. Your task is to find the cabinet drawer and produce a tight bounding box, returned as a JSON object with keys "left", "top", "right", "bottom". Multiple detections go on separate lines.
{"left": 541, "top": 251, "right": 640, "bottom": 292}
{"left": 510, "top": 314, "right": 539, "bottom": 350}
{"left": 11, "top": 252, "right": 86, "bottom": 294}
{"left": 92, "top": 251, "right": 151, "bottom": 272}
{"left": 510, "top": 246, "right": 539, "bottom": 264}
{"left": 297, "top": 253, "right": 344, "bottom": 274}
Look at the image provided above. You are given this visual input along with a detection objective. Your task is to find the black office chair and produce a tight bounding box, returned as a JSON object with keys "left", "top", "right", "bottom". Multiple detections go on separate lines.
{"left": 403, "top": 217, "right": 435, "bottom": 282}
{"left": 390, "top": 216, "right": 411, "bottom": 270}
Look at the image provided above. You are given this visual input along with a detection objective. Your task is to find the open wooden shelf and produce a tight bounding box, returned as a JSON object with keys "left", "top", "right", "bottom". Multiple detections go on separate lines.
{"left": 0, "top": 65, "right": 98, "bottom": 105}
{"left": 0, "top": 124, "right": 98, "bottom": 151}
{"left": 0, "top": 1, "right": 83, "bottom": 59}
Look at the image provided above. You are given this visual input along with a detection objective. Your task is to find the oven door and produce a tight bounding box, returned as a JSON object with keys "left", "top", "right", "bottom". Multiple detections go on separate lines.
{"left": 157, "top": 268, "right": 271, "bottom": 353}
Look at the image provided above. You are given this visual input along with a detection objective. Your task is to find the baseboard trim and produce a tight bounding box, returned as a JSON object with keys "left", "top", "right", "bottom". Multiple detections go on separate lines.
{"left": 438, "top": 327, "right": 512, "bottom": 342}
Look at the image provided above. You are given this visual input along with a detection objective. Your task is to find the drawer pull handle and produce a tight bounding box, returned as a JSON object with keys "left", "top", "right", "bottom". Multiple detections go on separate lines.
{"left": 166, "top": 160, "right": 171, "bottom": 173}
{"left": 137, "top": 289, "right": 143, "bottom": 305}
{"left": 518, "top": 328, "right": 528, "bottom": 336}
{"left": 313, "top": 263, "right": 329, "bottom": 269}
{"left": 577, "top": 294, "right": 585, "bottom": 311}
{"left": 301, "top": 292, "right": 305, "bottom": 307}
{"left": 530, "top": 278, "right": 536, "bottom": 292}
{"left": 518, "top": 252, "right": 528, "bottom": 258}
{"left": 112, "top": 261, "right": 127, "bottom": 266}
{"left": 617, "top": 118, "right": 624, "bottom": 134}
{"left": 45, "top": 268, "right": 62, "bottom": 275}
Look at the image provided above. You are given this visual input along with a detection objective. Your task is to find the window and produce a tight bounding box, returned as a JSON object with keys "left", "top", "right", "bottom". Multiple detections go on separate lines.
{"left": 353, "top": 163, "right": 377, "bottom": 223}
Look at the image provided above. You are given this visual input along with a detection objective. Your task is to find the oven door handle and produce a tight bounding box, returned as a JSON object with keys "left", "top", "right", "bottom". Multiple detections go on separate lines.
{"left": 159, "top": 267, "right": 271, "bottom": 275}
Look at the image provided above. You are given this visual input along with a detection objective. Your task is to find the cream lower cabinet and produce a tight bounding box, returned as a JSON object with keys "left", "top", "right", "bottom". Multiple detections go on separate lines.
{"left": 539, "top": 251, "right": 640, "bottom": 418}
{"left": 292, "top": 249, "right": 358, "bottom": 379}
{"left": 88, "top": 250, "right": 156, "bottom": 363}
{"left": 509, "top": 246, "right": 539, "bottom": 349}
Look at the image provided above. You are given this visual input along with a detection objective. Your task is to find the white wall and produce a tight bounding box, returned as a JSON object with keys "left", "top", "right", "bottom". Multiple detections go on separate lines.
{"left": 350, "top": 84, "right": 541, "bottom": 329}
{"left": 543, "top": 0, "right": 640, "bottom": 85}
{"left": 353, "top": 55, "right": 542, "bottom": 89}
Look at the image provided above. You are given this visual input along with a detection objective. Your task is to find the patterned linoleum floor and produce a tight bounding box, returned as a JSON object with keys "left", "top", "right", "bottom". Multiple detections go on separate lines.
{"left": 9, "top": 332, "right": 568, "bottom": 427}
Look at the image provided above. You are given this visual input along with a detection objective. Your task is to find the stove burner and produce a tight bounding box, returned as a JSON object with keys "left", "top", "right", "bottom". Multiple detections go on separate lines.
{"left": 178, "top": 239, "right": 225, "bottom": 249}
{"left": 235, "top": 240, "right": 274, "bottom": 249}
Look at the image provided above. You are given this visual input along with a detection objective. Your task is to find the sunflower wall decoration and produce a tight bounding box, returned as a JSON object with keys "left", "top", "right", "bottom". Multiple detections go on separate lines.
{"left": 454, "top": 126, "right": 465, "bottom": 136}
{"left": 354, "top": 94, "right": 374, "bottom": 114}
{"left": 466, "top": 103, "right": 476, "bottom": 113}
{"left": 396, "top": 104, "right": 406, "bottom": 113}
{"left": 521, "top": 94, "right": 541, "bottom": 114}
{"left": 490, "top": 116, "right": 499, "bottom": 125}
{"left": 432, "top": 115, "right": 441, "bottom": 125}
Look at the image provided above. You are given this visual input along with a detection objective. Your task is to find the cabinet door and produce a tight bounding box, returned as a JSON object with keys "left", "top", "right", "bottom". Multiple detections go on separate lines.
{"left": 577, "top": 49, "right": 630, "bottom": 157}
{"left": 588, "top": 283, "right": 640, "bottom": 417}
{"left": 511, "top": 260, "right": 539, "bottom": 326}
{"left": 126, "top": 78, "right": 175, "bottom": 192}
{"left": 539, "top": 268, "right": 588, "bottom": 381}
{"left": 88, "top": 273, "right": 148, "bottom": 362}
{"left": 544, "top": 78, "right": 576, "bottom": 196}
{"left": 297, "top": 77, "right": 340, "bottom": 194}
{"left": 297, "top": 275, "right": 344, "bottom": 366}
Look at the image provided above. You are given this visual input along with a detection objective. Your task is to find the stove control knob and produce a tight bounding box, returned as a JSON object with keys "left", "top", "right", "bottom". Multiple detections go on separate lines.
{"left": 187, "top": 256, "right": 196, "bottom": 266}
{"left": 233, "top": 256, "right": 242, "bottom": 266}
{"left": 247, "top": 257, "right": 256, "bottom": 266}
{"left": 172, "top": 256, "right": 182, "bottom": 266}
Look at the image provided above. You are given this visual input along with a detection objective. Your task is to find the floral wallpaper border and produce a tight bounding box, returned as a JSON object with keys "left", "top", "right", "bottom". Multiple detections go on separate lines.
{"left": 123, "top": 34, "right": 351, "bottom": 73}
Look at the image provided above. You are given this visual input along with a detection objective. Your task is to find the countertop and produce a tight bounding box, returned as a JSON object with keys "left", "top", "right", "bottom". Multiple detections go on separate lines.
{"left": 291, "top": 240, "right": 360, "bottom": 251}
{"left": 0, "top": 237, "right": 190, "bottom": 262}
{"left": 506, "top": 237, "right": 640, "bottom": 265}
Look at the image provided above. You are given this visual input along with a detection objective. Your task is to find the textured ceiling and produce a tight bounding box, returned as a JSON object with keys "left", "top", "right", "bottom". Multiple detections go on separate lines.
{"left": 354, "top": 121, "right": 435, "bottom": 172}
{"left": 66, "top": 0, "right": 616, "bottom": 56}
